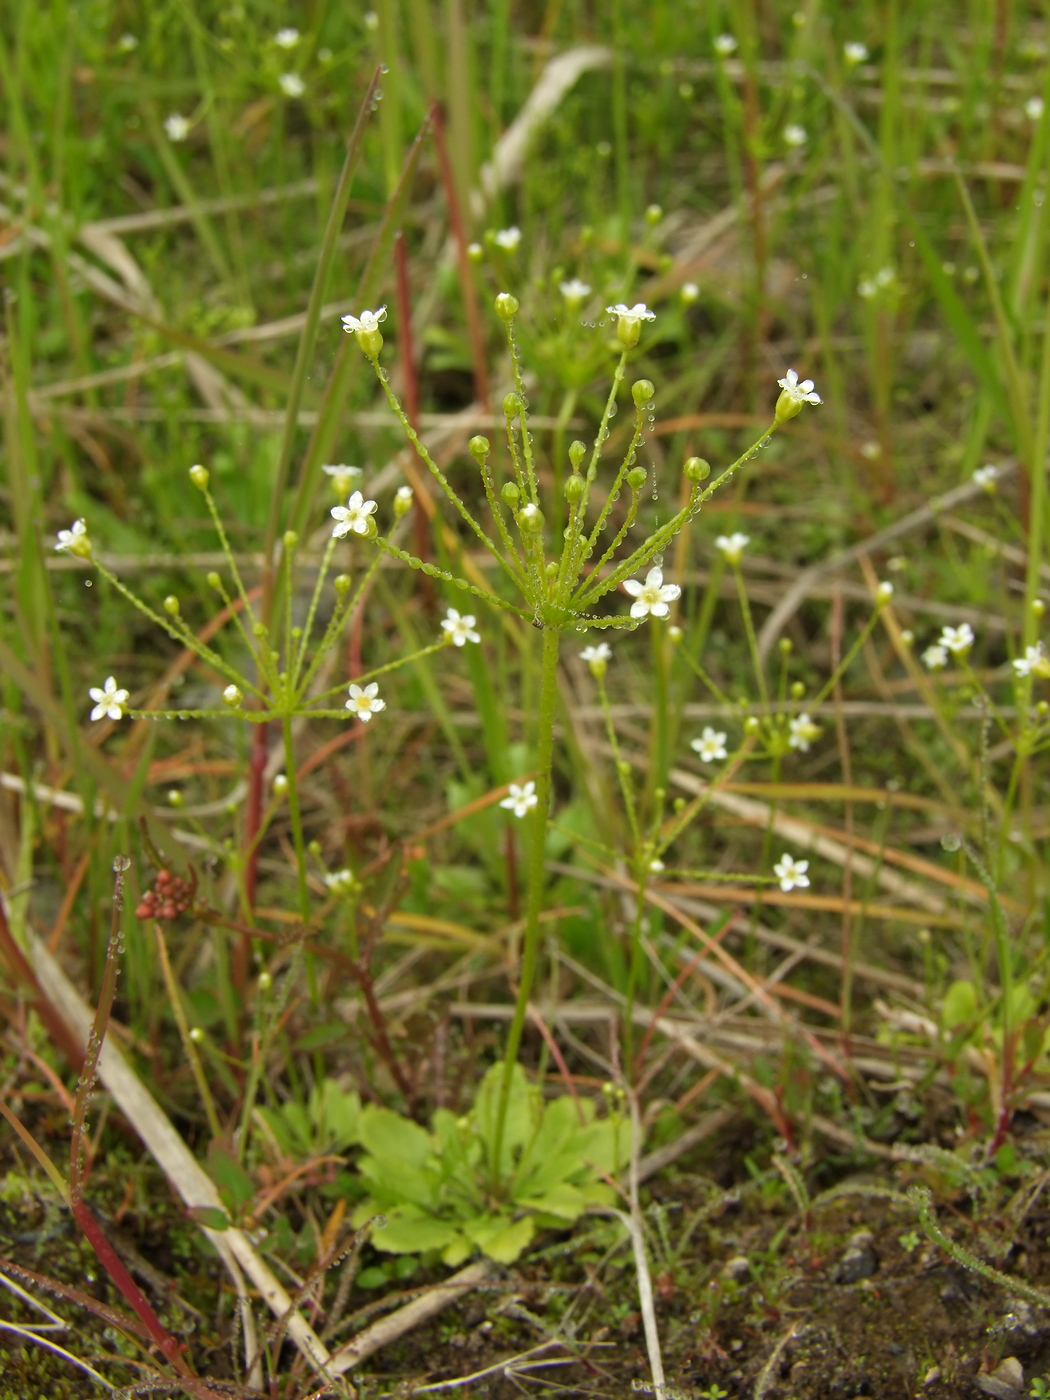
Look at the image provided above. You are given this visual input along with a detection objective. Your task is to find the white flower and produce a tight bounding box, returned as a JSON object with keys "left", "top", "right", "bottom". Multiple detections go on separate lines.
{"left": 279, "top": 73, "right": 305, "bottom": 98}
{"left": 441, "top": 608, "right": 480, "bottom": 646}
{"left": 494, "top": 226, "right": 521, "bottom": 251}
{"left": 922, "top": 644, "right": 948, "bottom": 671}
{"left": 649, "top": 859, "right": 665, "bottom": 873}
{"left": 322, "top": 463, "right": 362, "bottom": 496}
{"left": 973, "top": 464, "right": 998, "bottom": 491}
{"left": 1013, "top": 643, "right": 1050, "bottom": 678}
{"left": 606, "top": 301, "right": 656, "bottom": 325}
{"left": 55, "top": 517, "right": 91, "bottom": 556}
{"left": 341, "top": 306, "right": 387, "bottom": 334}
{"left": 776, "top": 368, "right": 822, "bottom": 407}
{"left": 89, "top": 677, "right": 129, "bottom": 722}
{"left": 580, "top": 642, "right": 612, "bottom": 676}
{"left": 331, "top": 490, "right": 378, "bottom": 537}
{"left": 939, "top": 623, "right": 974, "bottom": 655}
{"left": 395, "top": 484, "right": 413, "bottom": 505}
{"left": 691, "top": 727, "right": 728, "bottom": 763}
{"left": 559, "top": 278, "right": 591, "bottom": 302}
{"left": 788, "top": 713, "right": 822, "bottom": 752}
{"left": 858, "top": 278, "right": 877, "bottom": 299}
{"left": 843, "top": 41, "right": 869, "bottom": 64}
{"left": 773, "top": 853, "right": 810, "bottom": 892}
{"left": 346, "top": 682, "right": 385, "bottom": 722}
{"left": 714, "top": 33, "right": 737, "bottom": 55}
{"left": 623, "top": 566, "right": 681, "bottom": 620}
{"left": 1026, "top": 96, "right": 1045, "bottom": 121}
{"left": 500, "top": 780, "right": 538, "bottom": 818}
{"left": 325, "top": 868, "right": 358, "bottom": 895}
{"left": 783, "top": 124, "right": 807, "bottom": 147}
{"left": 117, "top": 33, "right": 138, "bottom": 52}
{"left": 875, "top": 580, "right": 894, "bottom": 604}
{"left": 164, "top": 113, "right": 190, "bottom": 141}
{"left": 681, "top": 281, "right": 699, "bottom": 304}
{"left": 715, "top": 532, "right": 750, "bottom": 564}
{"left": 274, "top": 27, "right": 300, "bottom": 47}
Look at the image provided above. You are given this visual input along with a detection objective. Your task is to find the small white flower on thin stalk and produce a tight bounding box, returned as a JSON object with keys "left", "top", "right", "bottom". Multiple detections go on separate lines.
{"left": 500, "top": 781, "right": 538, "bottom": 818}
{"left": 279, "top": 72, "right": 305, "bottom": 98}
{"left": 494, "top": 226, "right": 522, "bottom": 251}
{"left": 346, "top": 682, "right": 385, "bottom": 722}
{"left": 875, "top": 580, "right": 894, "bottom": 604}
{"left": 325, "top": 868, "right": 358, "bottom": 895}
{"left": 441, "top": 608, "right": 480, "bottom": 646}
{"left": 715, "top": 532, "right": 750, "bottom": 565}
{"left": 164, "top": 113, "right": 190, "bottom": 141}
{"left": 322, "top": 463, "right": 362, "bottom": 497}
{"left": 774, "top": 853, "right": 810, "bottom": 892}
{"left": 394, "top": 484, "right": 414, "bottom": 516}
{"left": 973, "top": 464, "right": 999, "bottom": 491}
{"left": 89, "top": 677, "right": 129, "bottom": 722}
{"left": 274, "top": 26, "right": 300, "bottom": 47}
{"left": 714, "top": 33, "right": 737, "bottom": 55}
{"left": 55, "top": 518, "right": 91, "bottom": 557}
{"left": 784, "top": 124, "right": 807, "bottom": 148}
{"left": 580, "top": 642, "right": 612, "bottom": 678}
{"left": 775, "top": 368, "right": 822, "bottom": 422}
{"left": 939, "top": 623, "right": 974, "bottom": 655}
{"left": 559, "top": 278, "right": 591, "bottom": 302}
{"left": 844, "top": 41, "right": 869, "bottom": 65}
{"left": 331, "top": 490, "right": 377, "bottom": 538}
{"left": 623, "top": 566, "right": 681, "bottom": 620}
{"left": 1013, "top": 643, "right": 1050, "bottom": 678}
{"left": 342, "top": 306, "right": 387, "bottom": 334}
{"left": 1026, "top": 96, "right": 1045, "bottom": 121}
{"left": 606, "top": 301, "right": 656, "bottom": 348}
{"left": 691, "top": 727, "right": 728, "bottom": 763}
{"left": 922, "top": 644, "right": 948, "bottom": 671}
{"left": 788, "top": 713, "right": 821, "bottom": 752}
{"left": 681, "top": 281, "right": 699, "bottom": 304}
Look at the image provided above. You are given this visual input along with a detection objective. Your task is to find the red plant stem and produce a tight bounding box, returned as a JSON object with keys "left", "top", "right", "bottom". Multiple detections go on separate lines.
{"left": 394, "top": 226, "right": 436, "bottom": 597}
{"left": 430, "top": 101, "right": 489, "bottom": 410}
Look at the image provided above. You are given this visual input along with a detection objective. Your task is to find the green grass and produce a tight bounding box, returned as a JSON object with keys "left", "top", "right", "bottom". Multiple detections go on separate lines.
{"left": 2, "top": 1, "right": 1050, "bottom": 1394}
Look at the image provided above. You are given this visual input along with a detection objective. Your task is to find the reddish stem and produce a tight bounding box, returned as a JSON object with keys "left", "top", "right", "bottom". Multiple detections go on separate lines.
{"left": 242, "top": 719, "right": 269, "bottom": 920}
{"left": 394, "top": 226, "right": 435, "bottom": 596}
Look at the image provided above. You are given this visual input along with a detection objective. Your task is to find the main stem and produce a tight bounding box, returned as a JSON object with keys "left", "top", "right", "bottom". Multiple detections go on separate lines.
{"left": 492, "top": 624, "right": 561, "bottom": 1186}
{"left": 281, "top": 714, "right": 311, "bottom": 924}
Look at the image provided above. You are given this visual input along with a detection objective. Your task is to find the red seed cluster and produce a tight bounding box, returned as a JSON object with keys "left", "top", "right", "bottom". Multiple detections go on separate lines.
{"left": 135, "top": 869, "right": 194, "bottom": 921}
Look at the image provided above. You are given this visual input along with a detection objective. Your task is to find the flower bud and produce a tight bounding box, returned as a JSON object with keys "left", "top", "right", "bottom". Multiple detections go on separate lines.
{"left": 163, "top": 595, "right": 180, "bottom": 616}
{"left": 901, "top": 629, "right": 915, "bottom": 647}
{"left": 273, "top": 774, "right": 288, "bottom": 797}
{"left": 469, "top": 435, "right": 490, "bottom": 461}
{"left": 684, "top": 456, "right": 710, "bottom": 482}
{"left": 568, "top": 440, "right": 586, "bottom": 469}
{"left": 565, "top": 474, "right": 585, "bottom": 503}
{"left": 1033, "top": 598, "right": 1046, "bottom": 618}
{"left": 779, "top": 638, "right": 793, "bottom": 655}
{"left": 790, "top": 681, "right": 806, "bottom": 699}
{"left": 668, "top": 625, "right": 683, "bottom": 644}
{"left": 283, "top": 530, "right": 298, "bottom": 551}
{"left": 1039, "top": 700, "right": 1050, "bottom": 717}
{"left": 206, "top": 571, "right": 222, "bottom": 591}
{"left": 518, "top": 502, "right": 544, "bottom": 533}
{"left": 632, "top": 378, "right": 655, "bottom": 407}
{"left": 167, "top": 789, "right": 184, "bottom": 807}
{"left": 189, "top": 464, "right": 209, "bottom": 490}
{"left": 875, "top": 580, "right": 894, "bottom": 605}
{"left": 744, "top": 715, "right": 761, "bottom": 735}
{"left": 645, "top": 203, "right": 663, "bottom": 226}
{"left": 222, "top": 684, "right": 243, "bottom": 708}
{"left": 501, "top": 481, "right": 520, "bottom": 506}
{"left": 257, "top": 971, "right": 272, "bottom": 991}
{"left": 494, "top": 292, "right": 519, "bottom": 322}
{"left": 467, "top": 241, "right": 483, "bottom": 262}
{"left": 503, "top": 391, "right": 522, "bottom": 416}
{"left": 334, "top": 573, "right": 352, "bottom": 595}
{"left": 627, "top": 466, "right": 647, "bottom": 491}
{"left": 189, "top": 1027, "right": 204, "bottom": 1042}
{"left": 393, "top": 484, "right": 413, "bottom": 517}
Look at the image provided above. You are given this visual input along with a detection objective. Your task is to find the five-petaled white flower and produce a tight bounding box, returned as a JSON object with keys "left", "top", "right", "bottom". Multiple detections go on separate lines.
{"left": 494, "top": 226, "right": 521, "bottom": 250}
{"left": 559, "top": 278, "right": 591, "bottom": 302}
{"left": 692, "top": 727, "right": 728, "bottom": 763}
{"left": 623, "top": 566, "right": 681, "bottom": 620}
{"left": 89, "top": 677, "right": 129, "bottom": 722}
{"left": 342, "top": 306, "right": 386, "bottom": 334}
{"left": 606, "top": 301, "right": 656, "bottom": 325}
{"left": 715, "top": 532, "right": 750, "bottom": 564}
{"left": 777, "top": 368, "right": 822, "bottom": 407}
{"left": 939, "top": 623, "right": 974, "bottom": 655}
{"left": 331, "top": 490, "right": 377, "bottom": 538}
{"left": 774, "top": 853, "right": 810, "bottom": 892}
{"left": 580, "top": 642, "right": 612, "bottom": 674}
{"left": 1013, "top": 643, "right": 1050, "bottom": 678}
{"left": 922, "top": 644, "right": 948, "bottom": 671}
{"left": 274, "top": 27, "right": 300, "bottom": 46}
{"left": 713, "top": 33, "right": 737, "bottom": 55}
{"left": 441, "top": 608, "right": 480, "bottom": 646}
{"left": 346, "top": 682, "right": 385, "bottom": 722}
{"left": 500, "top": 781, "right": 538, "bottom": 818}
{"left": 973, "top": 464, "right": 998, "bottom": 491}
{"left": 164, "top": 113, "right": 190, "bottom": 141}
{"left": 784, "top": 124, "right": 807, "bottom": 147}
{"left": 843, "top": 41, "right": 869, "bottom": 64}
{"left": 279, "top": 72, "right": 305, "bottom": 97}
{"left": 325, "top": 868, "right": 358, "bottom": 895}
{"left": 55, "top": 518, "right": 91, "bottom": 556}
{"left": 788, "top": 713, "right": 822, "bottom": 752}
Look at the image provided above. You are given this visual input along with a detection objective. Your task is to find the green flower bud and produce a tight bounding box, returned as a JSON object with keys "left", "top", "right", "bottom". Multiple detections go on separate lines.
{"left": 469, "top": 435, "right": 490, "bottom": 461}
{"left": 206, "top": 571, "right": 222, "bottom": 591}
{"left": 393, "top": 485, "right": 414, "bottom": 517}
{"left": 257, "top": 971, "right": 272, "bottom": 992}
{"left": 163, "top": 595, "right": 180, "bottom": 616}
{"left": 1033, "top": 598, "right": 1046, "bottom": 618}
{"left": 283, "top": 530, "right": 298, "bottom": 551}
{"left": 645, "top": 203, "right": 663, "bottom": 226}
{"left": 334, "top": 574, "right": 352, "bottom": 596}
{"left": 565, "top": 474, "right": 585, "bottom": 503}
{"left": 568, "top": 440, "right": 586, "bottom": 469}
{"left": 273, "top": 774, "right": 288, "bottom": 797}
{"left": 501, "top": 481, "right": 520, "bottom": 506}
{"left": 790, "top": 681, "right": 806, "bottom": 699}
{"left": 627, "top": 466, "right": 647, "bottom": 491}
{"left": 167, "top": 789, "right": 184, "bottom": 807}
{"left": 684, "top": 456, "right": 710, "bottom": 482}
{"left": 189, "top": 464, "right": 209, "bottom": 490}
{"left": 467, "top": 241, "right": 483, "bottom": 263}
{"left": 632, "top": 378, "right": 655, "bottom": 407}
{"left": 779, "top": 637, "right": 793, "bottom": 655}
{"left": 667, "top": 625, "right": 683, "bottom": 644}
{"left": 503, "top": 391, "right": 522, "bottom": 416}
{"left": 518, "top": 502, "right": 544, "bottom": 533}
{"left": 222, "top": 684, "right": 243, "bottom": 708}
{"left": 744, "top": 715, "right": 761, "bottom": 735}
{"left": 494, "top": 292, "right": 519, "bottom": 322}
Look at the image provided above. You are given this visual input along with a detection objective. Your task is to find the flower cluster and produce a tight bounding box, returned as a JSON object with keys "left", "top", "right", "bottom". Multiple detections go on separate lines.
{"left": 136, "top": 868, "right": 195, "bottom": 922}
